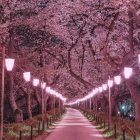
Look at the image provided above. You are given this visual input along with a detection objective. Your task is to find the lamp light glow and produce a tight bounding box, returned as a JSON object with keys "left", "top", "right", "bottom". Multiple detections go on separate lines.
{"left": 99, "top": 87, "right": 103, "bottom": 92}
{"left": 23, "top": 72, "right": 31, "bottom": 82}
{"left": 41, "top": 82, "right": 46, "bottom": 89}
{"left": 95, "top": 88, "right": 99, "bottom": 93}
{"left": 108, "top": 79, "right": 113, "bottom": 88}
{"left": 124, "top": 67, "right": 133, "bottom": 79}
{"left": 5, "top": 58, "right": 15, "bottom": 71}
{"left": 102, "top": 84, "right": 107, "bottom": 90}
{"left": 114, "top": 76, "right": 121, "bottom": 85}
{"left": 122, "top": 105, "right": 125, "bottom": 110}
{"left": 46, "top": 86, "right": 51, "bottom": 93}
{"left": 138, "top": 54, "right": 140, "bottom": 64}
{"left": 118, "top": 111, "right": 120, "bottom": 115}
{"left": 33, "top": 79, "right": 39, "bottom": 86}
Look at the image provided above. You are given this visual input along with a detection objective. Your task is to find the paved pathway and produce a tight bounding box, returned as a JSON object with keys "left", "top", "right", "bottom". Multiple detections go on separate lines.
{"left": 45, "top": 108, "right": 107, "bottom": 140}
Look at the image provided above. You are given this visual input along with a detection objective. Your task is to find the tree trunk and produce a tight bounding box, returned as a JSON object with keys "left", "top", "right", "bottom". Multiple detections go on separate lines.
{"left": 135, "top": 101, "right": 140, "bottom": 121}
{"left": 44, "top": 95, "right": 49, "bottom": 113}
{"left": 126, "top": 78, "right": 140, "bottom": 121}
{"left": 34, "top": 89, "right": 41, "bottom": 113}
{"left": 26, "top": 93, "right": 32, "bottom": 119}
{"left": 6, "top": 38, "right": 23, "bottom": 122}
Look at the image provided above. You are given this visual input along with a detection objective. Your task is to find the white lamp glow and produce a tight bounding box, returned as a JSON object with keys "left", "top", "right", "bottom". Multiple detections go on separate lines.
{"left": 41, "top": 82, "right": 46, "bottom": 89}
{"left": 5, "top": 58, "right": 15, "bottom": 71}
{"left": 108, "top": 79, "right": 113, "bottom": 88}
{"left": 99, "top": 87, "right": 103, "bottom": 92}
{"left": 45, "top": 86, "right": 51, "bottom": 93}
{"left": 102, "top": 84, "right": 107, "bottom": 90}
{"left": 23, "top": 72, "right": 31, "bottom": 82}
{"left": 138, "top": 54, "right": 140, "bottom": 64}
{"left": 33, "top": 79, "right": 39, "bottom": 86}
{"left": 95, "top": 88, "right": 99, "bottom": 93}
{"left": 114, "top": 76, "right": 121, "bottom": 85}
{"left": 124, "top": 67, "right": 133, "bottom": 79}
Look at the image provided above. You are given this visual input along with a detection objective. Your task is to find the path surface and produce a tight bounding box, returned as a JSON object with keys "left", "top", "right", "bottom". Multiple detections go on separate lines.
{"left": 45, "top": 108, "right": 107, "bottom": 140}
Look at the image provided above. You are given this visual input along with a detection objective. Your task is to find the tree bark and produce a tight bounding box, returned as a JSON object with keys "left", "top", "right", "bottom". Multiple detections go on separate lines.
{"left": 6, "top": 37, "right": 23, "bottom": 122}
{"left": 126, "top": 78, "right": 140, "bottom": 121}
{"left": 135, "top": 101, "right": 140, "bottom": 121}
{"left": 34, "top": 89, "right": 41, "bottom": 113}
{"left": 44, "top": 95, "right": 49, "bottom": 113}
{"left": 26, "top": 93, "right": 32, "bottom": 119}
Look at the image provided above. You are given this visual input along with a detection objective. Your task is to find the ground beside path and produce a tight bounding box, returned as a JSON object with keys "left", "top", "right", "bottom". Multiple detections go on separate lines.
{"left": 35, "top": 108, "right": 109, "bottom": 140}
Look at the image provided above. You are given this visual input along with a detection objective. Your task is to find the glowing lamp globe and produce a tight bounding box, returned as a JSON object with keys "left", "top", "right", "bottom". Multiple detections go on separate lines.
{"left": 138, "top": 54, "right": 140, "bottom": 64}
{"left": 23, "top": 72, "right": 31, "bottom": 82}
{"left": 5, "top": 58, "right": 15, "bottom": 71}
{"left": 95, "top": 88, "right": 99, "bottom": 93}
{"left": 108, "top": 80, "right": 113, "bottom": 88}
{"left": 63, "top": 98, "right": 67, "bottom": 102}
{"left": 33, "top": 79, "right": 39, "bottom": 86}
{"left": 41, "top": 82, "right": 46, "bottom": 89}
{"left": 99, "top": 87, "right": 103, "bottom": 93}
{"left": 102, "top": 84, "right": 107, "bottom": 90}
{"left": 114, "top": 76, "right": 121, "bottom": 85}
{"left": 45, "top": 86, "right": 51, "bottom": 93}
{"left": 124, "top": 67, "right": 133, "bottom": 79}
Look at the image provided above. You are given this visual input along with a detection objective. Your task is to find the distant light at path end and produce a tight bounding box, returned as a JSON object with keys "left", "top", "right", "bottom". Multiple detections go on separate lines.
{"left": 5, "top": 58, "right": 15, "bottom": 71}
{"left": 124, "top": 67, "right": 133, "bottom": 79}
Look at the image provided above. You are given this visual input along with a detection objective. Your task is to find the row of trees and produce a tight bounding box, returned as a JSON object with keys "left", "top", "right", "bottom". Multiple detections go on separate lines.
{"left": 0, "top": 0, "right": 140, "bottom": 122}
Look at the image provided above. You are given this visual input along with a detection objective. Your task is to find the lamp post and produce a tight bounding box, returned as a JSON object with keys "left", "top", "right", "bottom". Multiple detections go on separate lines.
{"left": 107, "top": 77, "right": 113, "bottom": 129}
{"left": 0, "top": 46, "right": 5, "bottom": 140}
{"left": 138, "top": 54, "right": 140, "bottom": 67}
{"left": 58, "top": 98, "right": 61, "bottom": 112}
{"left": 41, "top": 81, "right": 46, "bottom": 122}
{"left": 0, "top": 46, "right": 15, "bottom": 140}
{"left": 53, "top": 95, "right": 56, "bottom": 115}
{"left": 89, "top": 98, "right": 91, "bottom": 113}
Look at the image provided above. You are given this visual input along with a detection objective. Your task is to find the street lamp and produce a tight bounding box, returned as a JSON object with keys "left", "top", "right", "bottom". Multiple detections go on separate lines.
{"left": 41, "top": 82, "right": 46, "bottom": 89}
{"left": 138, "top": 54, "right": 140, "bottom": 65}
{"left": 1, "top": 46, "right": 15, "bottom": 140}
{"left": 124, "top": 67, "right": 133, "bottom": 79}
{"left": 33, "top": 79, "right": 39, "bottom": 86}
{"left": 102, "top": 84, "right": 108, "bottom": 91}
{"left": 114, "top": 76, "right": 121, "bottom": 85}
{"left": 41, "top": 82, "right": 46, "bottom": 114}
{"left": 95, "top": 88, "right": 99, "bottom": 94}
{"left": 23, "top": 72, "right": 31, "bottom": 82}
{"left": 107, "top": 78, "right": 113, "bottom": 129}
{"left": 108, "top": 79, "right": 113, "bottom": 88}
{"left": 98, "top": 86, "right": 103, "bottom": 93}
{"left": 5, "top": 58, "right": 15, "bottom": 71}
{"left": 41, "top": 81, "right": 46, "bottom": 125}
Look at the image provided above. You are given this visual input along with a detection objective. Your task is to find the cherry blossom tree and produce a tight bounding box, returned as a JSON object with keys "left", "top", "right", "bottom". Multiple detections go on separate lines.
{"left": 0, "top": 0, "right": 140, "bottom": 121}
